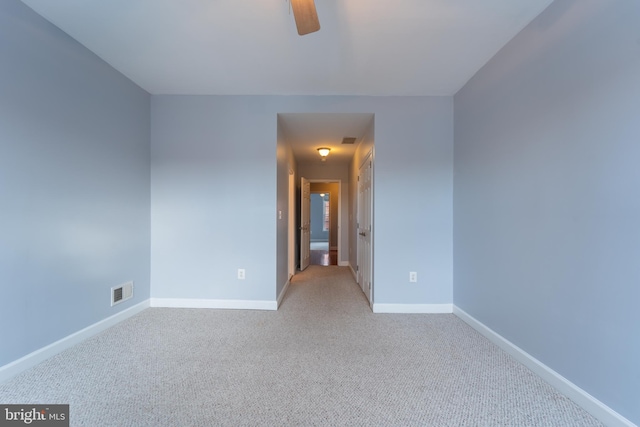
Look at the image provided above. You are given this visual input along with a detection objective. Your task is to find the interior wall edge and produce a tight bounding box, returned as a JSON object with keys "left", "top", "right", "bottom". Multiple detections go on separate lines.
{"left": 453, "top": 306, "right": 637, "bottom": 427}
{"left": 0, "top": 300, "right": 150, "bottom": 384}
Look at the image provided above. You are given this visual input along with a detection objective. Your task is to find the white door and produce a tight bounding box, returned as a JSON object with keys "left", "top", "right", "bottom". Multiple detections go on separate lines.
{"left": 357, "top": 154, "right": 373, "bottom": 304}
{"left": 288, "top": 168, "right": 296, "bottom": 278}
{"left": 300, "top": 177, "right": 311, "bottom": 271}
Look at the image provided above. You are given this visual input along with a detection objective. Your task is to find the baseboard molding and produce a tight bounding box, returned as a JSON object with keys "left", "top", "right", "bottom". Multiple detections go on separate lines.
{"left": 348, "top": 264, "right": 357, "bottom": 280}
{"left": 0, "top": 299, "right": 150, "bottom": 384}
{"left": 453, "top": 306, "right": 636, "bottom": 427}
{"left": 277, "top": 278, "right": 292, "bottom": 308}
{"left": 150, "top": 298, "right": 277, "bottom": 311}
{"left": 372, "top": 303, "right": 453, "bottom": 314}
{"left": 338, "top": 260, "right": 349, "bottom": 267}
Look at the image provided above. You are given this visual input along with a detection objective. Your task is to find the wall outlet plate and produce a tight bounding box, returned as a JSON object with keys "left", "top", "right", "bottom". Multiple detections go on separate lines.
{"left": 409, "top": 272, "right": 418, "bottom": 283}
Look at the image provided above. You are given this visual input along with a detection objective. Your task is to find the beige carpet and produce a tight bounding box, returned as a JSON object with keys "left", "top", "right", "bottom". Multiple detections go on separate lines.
{"left": 0, "top": 266, "right": 602, "bottom": 426}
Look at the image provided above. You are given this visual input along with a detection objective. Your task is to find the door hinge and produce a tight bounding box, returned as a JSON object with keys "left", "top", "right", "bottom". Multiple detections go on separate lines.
{"left": 356, "top": 265, "right": 359, "bottom": 271}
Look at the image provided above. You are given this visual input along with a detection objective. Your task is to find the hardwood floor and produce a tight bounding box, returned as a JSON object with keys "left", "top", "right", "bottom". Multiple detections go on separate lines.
{"left": 310, "top": 249, "right": 338, "bottom": 266}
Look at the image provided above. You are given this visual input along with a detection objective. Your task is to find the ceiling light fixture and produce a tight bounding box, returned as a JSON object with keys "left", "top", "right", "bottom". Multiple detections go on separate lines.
{"left": 317, "top": 147, "right": 331, "bottom": 161}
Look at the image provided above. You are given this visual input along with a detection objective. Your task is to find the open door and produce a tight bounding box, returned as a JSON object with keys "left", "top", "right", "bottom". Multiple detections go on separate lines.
{"left": 299, "top": 177, "right": 311, "bottom": 271}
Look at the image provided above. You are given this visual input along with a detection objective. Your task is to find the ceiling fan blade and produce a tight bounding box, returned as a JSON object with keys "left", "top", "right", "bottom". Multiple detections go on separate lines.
{"left": 290, "top": 0, "right": 320, "bottom": 36}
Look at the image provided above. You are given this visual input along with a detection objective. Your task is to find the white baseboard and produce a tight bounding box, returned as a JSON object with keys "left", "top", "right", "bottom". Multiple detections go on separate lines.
{"left": 453, "top": 306, "right": 636, "bottom": 427}
{"left": 348, "top": 264, "right": 357, "bottom": 280}
{"left": 338, "top": 260, "right": 349, "bottom": 267}
{"left": 373, "top": 303, "right": 453, "bottom": 314}
{"left": 150, "top": 298, "right": 277, "bottom": 311}
{"left": 0, "top": 300, "right": 150, "bottom": 384}
{"left": 277, "top": 278, "right": 292, "bottom": 308}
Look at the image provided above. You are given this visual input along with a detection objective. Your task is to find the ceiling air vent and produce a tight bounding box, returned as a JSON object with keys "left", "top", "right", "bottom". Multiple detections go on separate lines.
{"left": 341, "top": 137, "right": 357, "bottom": 145}
{"left": 111, "top": 281, "right": 134, "bottom": 306}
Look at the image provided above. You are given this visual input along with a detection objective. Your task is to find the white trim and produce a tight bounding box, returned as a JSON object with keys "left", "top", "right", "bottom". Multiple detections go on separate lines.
{"left": 373, "top": 303, "right": 453, "bottom": 314}
{"left": 0, "top": 300, "right": 150, "bottom": 384}
{"left": 288, "top": 164, "right": 296, "bottom": 279}
{"left": 338, "top": 260, "right": 350, "bottom": 267}
{"left": 308, "top": 179, "right": 342, "bottom": 270}
{"left": 348, "top": 264, "right": 357, "bottom": 280}
{"left": 150, "top": 298, "right": 277, "bottom": 311}
{"left": 277, "top": 278, "right": 292, "bottom": 308}
{"left": 453, "top": 306, "right": 636, "bottom": 427}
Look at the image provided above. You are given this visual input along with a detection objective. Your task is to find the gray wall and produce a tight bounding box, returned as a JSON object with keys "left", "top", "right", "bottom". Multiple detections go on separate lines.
{"left": 153, "top": 96, "right": 454, "bottom": 307}
{"left": 276, "top": 116, "right": 297, "bottom": 297}
{"left": 0, "top": 1, "right": 151, "bottom": 367}
{"left": 453, "top": 0, "right": 640, "bottom": 423}
{"left": 151, "top": 97, "right": 278, "bottom": 302}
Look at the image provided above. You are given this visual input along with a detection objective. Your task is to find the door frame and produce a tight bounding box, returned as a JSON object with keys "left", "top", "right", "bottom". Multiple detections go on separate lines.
{"left": 288, "top": 166, "right": 295, "bottom": 279}
{"left": 308, "top": 179, "right": 342, "bottom": 265}
{"left": 310, "top": 190, "right": 331, "bottom": 249}
{"left": 300, "top": 177, "right": 311, "bottom": 271}
{"left": 357, "top": 150, "right": 374, "bottom": 306}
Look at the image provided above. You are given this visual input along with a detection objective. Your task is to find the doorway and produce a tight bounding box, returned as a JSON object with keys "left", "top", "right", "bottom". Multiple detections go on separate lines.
{"left": 310, "top": 181, "right": 340, "bottom": 266}
{"left": 309, "top": 191, "right": 336, "bottom": 266}
{"left": 298, "top": 179, "right": 341, "bottom": 269}
{"left": 278, "top": 112, "right": 374, "bottom": 304}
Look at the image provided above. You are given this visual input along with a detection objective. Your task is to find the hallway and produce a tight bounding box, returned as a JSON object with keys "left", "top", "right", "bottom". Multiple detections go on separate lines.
{"left": 284, "top": 265, "right": 369, "bottom": 312}
{"left": 309, "top": 248, "right": 338, "bottom": 266}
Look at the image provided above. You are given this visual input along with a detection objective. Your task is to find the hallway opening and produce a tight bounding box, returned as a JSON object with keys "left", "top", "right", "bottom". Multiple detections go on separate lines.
{"left": 309, "top": 185, "right": 338, "bottom": 266}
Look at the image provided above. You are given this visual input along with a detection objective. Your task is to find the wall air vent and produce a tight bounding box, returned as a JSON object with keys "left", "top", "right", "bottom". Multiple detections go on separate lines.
{"left": 341, "top": 137, "right": 357, "bottom": 145}
{"left": 111, "top": 281, "right": 133, "bottom": 306}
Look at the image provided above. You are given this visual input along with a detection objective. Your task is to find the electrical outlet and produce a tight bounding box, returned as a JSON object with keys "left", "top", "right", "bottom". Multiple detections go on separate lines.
{"left": 238, "top": 269, "right": 245, "bottom": 280}
{"left": 409, "top": 272, "right": 417, "bottom": 283}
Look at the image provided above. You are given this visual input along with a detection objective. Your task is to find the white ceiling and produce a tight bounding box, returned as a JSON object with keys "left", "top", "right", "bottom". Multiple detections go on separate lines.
{"left": 19, "top": 0, "right": 554, "bottom": 162}
{"left": 20, "top": 0, "right": 554, "bottom": 96}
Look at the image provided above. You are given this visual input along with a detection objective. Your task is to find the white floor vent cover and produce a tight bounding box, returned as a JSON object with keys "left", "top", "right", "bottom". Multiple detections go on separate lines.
{"left": 111, "top": 281, "right": 133, "bottom": 306}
